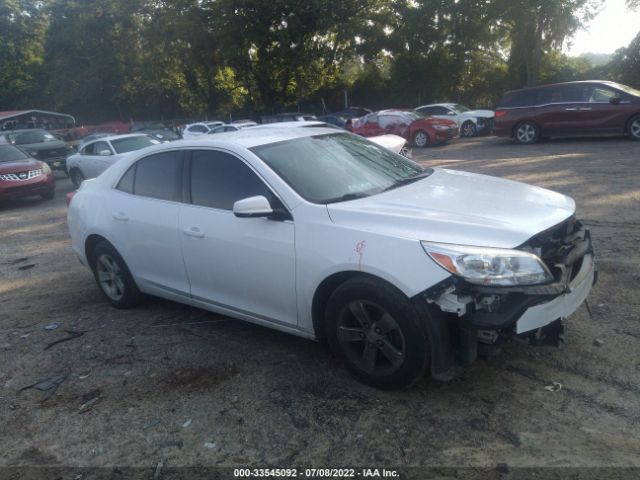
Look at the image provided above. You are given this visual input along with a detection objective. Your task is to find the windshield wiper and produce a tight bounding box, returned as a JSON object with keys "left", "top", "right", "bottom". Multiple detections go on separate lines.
{"left": 384, "top": 170, "right": 432, "bottom": 191}
{"left": 324, "top": 192, "right": 370, "bottom": 204}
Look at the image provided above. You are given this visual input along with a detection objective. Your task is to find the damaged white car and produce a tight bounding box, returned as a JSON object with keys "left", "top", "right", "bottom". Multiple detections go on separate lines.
{"left": 67, "top": 127, "right": 595, "bottom": 389}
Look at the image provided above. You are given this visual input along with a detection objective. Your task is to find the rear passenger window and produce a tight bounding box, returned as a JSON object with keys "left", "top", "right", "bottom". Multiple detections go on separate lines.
{"left": 190, "top": 150, "right": 274, "bottom": 210}
{"left": 117, "top": 166, "right": 135, "bottom": 193}
{"left": 133, "top": 151, "right": 182, "bottom": 201}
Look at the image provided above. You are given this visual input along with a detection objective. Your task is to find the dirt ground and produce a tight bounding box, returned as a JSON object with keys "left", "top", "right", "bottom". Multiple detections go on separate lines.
{"left": 1, "top": 135, "right": 639, "bottom": 476}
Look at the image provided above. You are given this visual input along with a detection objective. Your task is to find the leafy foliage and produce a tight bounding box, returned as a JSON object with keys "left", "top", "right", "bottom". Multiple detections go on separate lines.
{"left": 0, "top": 0, "right": 637, "bottom": 121}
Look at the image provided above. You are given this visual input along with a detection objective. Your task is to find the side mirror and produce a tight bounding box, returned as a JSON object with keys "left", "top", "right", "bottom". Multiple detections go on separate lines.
{"left": 233, "top": 195, "right": 273, "bottom": 218}
{"left": 447, "top": 111, "right": 456, "bottom": 115}
{"left": 609, "top": 96, "right": 621, "bottom": 105}
{"left": 98, "top": 149, "right": 112, "bottom": 156}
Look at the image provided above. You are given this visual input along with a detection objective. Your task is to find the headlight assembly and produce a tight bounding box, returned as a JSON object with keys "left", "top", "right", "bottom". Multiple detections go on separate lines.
{"left": 421, "top": 241, "right": 553, "bottom": 286}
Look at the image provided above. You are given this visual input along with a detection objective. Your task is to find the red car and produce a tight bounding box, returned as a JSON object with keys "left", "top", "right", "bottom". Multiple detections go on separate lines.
{"left": 0, "top": 144, "right": 55, "bottom": 202}
{"left": 347, "top": 109, "right": 459, "bottom": 147}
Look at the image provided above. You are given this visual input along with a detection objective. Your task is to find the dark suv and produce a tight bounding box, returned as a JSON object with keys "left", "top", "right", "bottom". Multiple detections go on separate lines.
{"left": 0, "top": 129, "right": 72, "bottom": 170}
{"left": 494, "top": 81, "right": 640, "bottom": 144}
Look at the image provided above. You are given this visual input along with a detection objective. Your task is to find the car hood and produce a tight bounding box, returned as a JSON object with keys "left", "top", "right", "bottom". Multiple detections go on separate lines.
{"left": 460, "top": 109, "right": 494, "bottom": 119}
{"left": 368, "top": 134, "right": 406, "bottom": 153}
{"left": 0, "top": 158, "right": 42, "bottom": 173}
{"left": 17, "top": 140, "right": 68, "bottom": 151}
{"left": 326, "top": 168, "right": 575, "bottom": 248}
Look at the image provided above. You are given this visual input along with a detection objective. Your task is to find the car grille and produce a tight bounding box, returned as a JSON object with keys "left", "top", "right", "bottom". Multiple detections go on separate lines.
{"left": 0, "top": 169, "right": 43, "bottom": 181}
{"left": 36, "top": 148, "right": 67, "bottom": 159}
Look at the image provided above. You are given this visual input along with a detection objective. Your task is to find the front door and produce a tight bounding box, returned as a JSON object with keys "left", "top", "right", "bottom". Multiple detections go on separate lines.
{"left": 179, "top": 149, "right": 298, "bottom": 326}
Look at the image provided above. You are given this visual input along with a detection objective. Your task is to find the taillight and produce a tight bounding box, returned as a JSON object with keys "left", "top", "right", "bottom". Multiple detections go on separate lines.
{"left": 495, "top": 110, "right": 507, "bottom": 118}
{"left": 66, "top": 191, "right": 76, "bottom": 207}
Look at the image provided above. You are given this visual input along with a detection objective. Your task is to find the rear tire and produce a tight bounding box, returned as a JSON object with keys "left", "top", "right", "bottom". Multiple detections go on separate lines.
{"left": 514, "top": 121, "right": 540, "bottom": 144}
{"left": 325, "top": 276, "right": 430, "bottom": 390}
{"left": 90, "top": 241, "right": 141, "bottom": 309}
{"left": 628, "top": 114, "right": 640, "bottom": 140}
{"left": 412, "top": 130, "right": 430, "bottom": 148}
{"left": 70, "top": 168, "right": 85, "bottom": 189}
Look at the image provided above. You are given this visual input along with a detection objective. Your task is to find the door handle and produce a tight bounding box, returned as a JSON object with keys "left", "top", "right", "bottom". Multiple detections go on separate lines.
{"left": 112, "top": 211, "right": 129, "bottom": 221}
{"left": 565, "top": 107, "right": 578, "bottom": 111}
{"left": 183, "top": 227, "right": 205, "bottom": 239}
{"left": 579, "top": 107, "right": 592, "bottom": 111}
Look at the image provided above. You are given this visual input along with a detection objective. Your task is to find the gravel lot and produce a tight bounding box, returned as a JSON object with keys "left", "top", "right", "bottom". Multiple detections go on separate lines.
{"left": 1, "top": 136, "right": 639, "bottom": 476}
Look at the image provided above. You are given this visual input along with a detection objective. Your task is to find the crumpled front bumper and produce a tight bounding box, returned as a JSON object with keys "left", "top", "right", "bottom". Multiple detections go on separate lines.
{"left": 515, "top": 251, "right": 595, "bottom": 334}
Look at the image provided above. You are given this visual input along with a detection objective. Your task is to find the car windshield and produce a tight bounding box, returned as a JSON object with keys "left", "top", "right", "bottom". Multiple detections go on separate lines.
{"left": 147, "top": 130, "right": 180, "bottom": 141}
{"left": 398, "top": 111, "right": 423, "bottom": 122}
{"left": 251, "top": 133, "right": 428, "bottom": 204}
{"left": 5, "top": 130, "right": 58, "bottom": 145}
{"left": 111, "top": 136, "right": 158, "bottom": 154}
{"left": 610, "top": 82, "right": 640, "bottom": 97}
{"left": 451, "top": 104, "right": 471, "bottom": 113}
{"left": 0, "top": 144, "right": 29, "bottom": 162}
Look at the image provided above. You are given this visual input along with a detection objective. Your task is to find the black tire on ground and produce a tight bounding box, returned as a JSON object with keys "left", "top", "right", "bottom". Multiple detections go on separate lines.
{"left": 412, "top": 129, "right": 430, "bottom": 148}
{"left": 90, "top": 241, "right": 142, "bottom": 309}
{"left": 461, "top": 121, "right": 477, "bottom": 137}
{"left": 70, "top": 168, "right": 85, "bottom": 189}
{"left": 628, "top": 114, "right": 640, "bottom": 140}
{"left": 41, "top": 189, "right": 55, "bottom": 201}
{"left": 514, "top": 121, "right": 540, "bottom": 144}
{"left": 325, "top": 276, "right": 431, "bottom": 390}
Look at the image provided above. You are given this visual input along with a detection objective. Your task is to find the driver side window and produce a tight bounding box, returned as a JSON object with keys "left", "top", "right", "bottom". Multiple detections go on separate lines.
{"left": 189, "top": 150, "right": 276, "bottom": 210}
{"left": 82, "top": 143, "right": 96, "bottom": 155}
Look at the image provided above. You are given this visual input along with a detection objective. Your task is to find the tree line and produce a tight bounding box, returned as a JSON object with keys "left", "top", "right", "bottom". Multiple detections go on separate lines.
{"left": 1, "top": 0, "right": 639, "bottom": 123}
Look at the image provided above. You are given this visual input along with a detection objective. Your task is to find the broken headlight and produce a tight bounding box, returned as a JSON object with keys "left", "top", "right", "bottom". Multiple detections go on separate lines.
{"left": 421, "top": 241, "right": 553, "bottom": 286}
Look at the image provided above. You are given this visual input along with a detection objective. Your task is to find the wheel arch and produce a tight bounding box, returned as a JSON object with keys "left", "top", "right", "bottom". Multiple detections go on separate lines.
{"left": 624, "top": 112, "right": 640, "bottom": 133}
{"left": 85, "top": 234, "right": 112, "bottom": 265}
{"left": 312, "top": 271, "right": 402, "bottom": 340}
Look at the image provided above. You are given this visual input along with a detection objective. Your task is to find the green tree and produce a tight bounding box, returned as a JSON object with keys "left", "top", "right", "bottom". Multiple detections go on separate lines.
{"left": 0, "top": 0, "right": 48, "bottom": 110}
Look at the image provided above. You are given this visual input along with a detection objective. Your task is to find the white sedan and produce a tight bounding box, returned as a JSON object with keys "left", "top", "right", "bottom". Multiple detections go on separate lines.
{"left": 67, "top": 127, "right": 595, "bottom": 389}
{"left": 182, "top": 121, "right": 225, "bottom": 139}
{"left": 66, "top": 134, "right": 159, "bottom": 187}
{"left": 415, "top": 103, "right": 495, "bottom": 137}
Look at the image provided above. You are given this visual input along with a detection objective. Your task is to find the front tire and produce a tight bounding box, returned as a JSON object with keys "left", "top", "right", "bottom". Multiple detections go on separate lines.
{"left": 628, "top": 114, "right": 640, "bottom": 140}
{"left": 90, "top": 241, "right": 141, "bottom": 309}
{"left": 412, "top": 130, "right": 430, "bottom": 148}
{"left": 514, "top": 121, "right": 540, "bottom": 144}
{"left": 325, "top": 276, "right": 430, "bottom": 389}
{"left": 70, "top": 168, "right": 85, "bottom": 189}
{"left": 461, "top": 121, "right": 477, "bottom": 137}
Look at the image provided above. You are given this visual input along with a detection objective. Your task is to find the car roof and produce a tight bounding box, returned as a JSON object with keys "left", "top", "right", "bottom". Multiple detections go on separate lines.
{"left": 85, "top": 133, "right": 148, "bottom": 143}
{"left": 187, "top": 126, "right": 343, "bottom": 148}
{"left": 416, "top": 103, "right": 457, "bottom": 108}
{"left": 503, "top": 80, "right": 618, "bottom": 94}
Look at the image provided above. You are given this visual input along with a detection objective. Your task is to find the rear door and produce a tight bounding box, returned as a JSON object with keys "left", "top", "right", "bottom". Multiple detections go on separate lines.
{"left": 362, "top": 114, "right": 384, "bottom": 136}
{"left": 107, "top": 150, "right": 190, "bottom": 296}
{"left": 536, "top": 84, "right": 590, "bottom": 135}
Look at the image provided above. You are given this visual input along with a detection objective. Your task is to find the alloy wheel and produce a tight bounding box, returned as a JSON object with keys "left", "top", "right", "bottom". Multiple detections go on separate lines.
{"left": 413, "top": 131, "right": 428, "bottom": 147}
{"left": 516, "top": 123, "right": 536, "bottom": 143}
{"left": 337, "top": 300, "right": 406, "bottom": 376}
{"left": 462, "top": 122, "right": 476, "bottom": 137}
{"left": 96, "top": 254, "right": 125, "bottom": 301}
{"left": 631, "top": 119, "right": 640, "bottom": 139}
